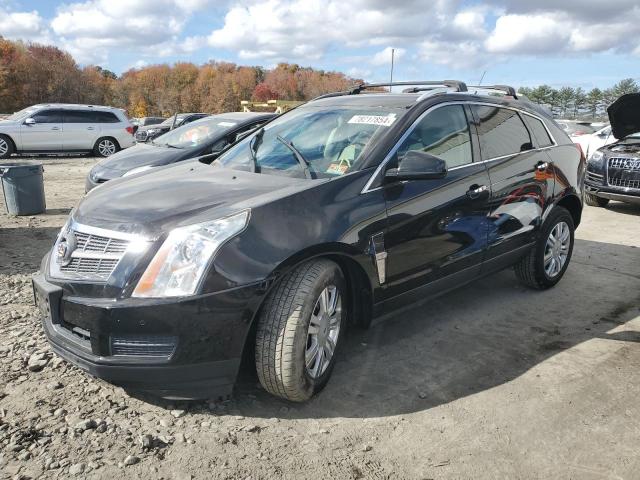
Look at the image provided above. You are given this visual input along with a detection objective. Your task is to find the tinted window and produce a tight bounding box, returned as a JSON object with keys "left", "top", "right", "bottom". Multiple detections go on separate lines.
{"left": 94, "top": 111, "right": 119, "bottom": 123}
{"left": 472, "top": 106, "right": 532, "bottom": 159}
{"left": 32, "top": 109, "right": 63, "bottom": 123}
{"left": 64, "top": 110, "right": 95, "bottom": 123}
{"left": 523, "top": 115, "right": 553, "bottom": 148}
{"left": 397, "top": 105, "right": 473, "bottom": 168}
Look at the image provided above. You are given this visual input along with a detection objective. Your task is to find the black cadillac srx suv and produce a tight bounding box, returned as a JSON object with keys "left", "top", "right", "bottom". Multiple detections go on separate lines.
{"left": 33, "top": 81, "right": 585, "bottom": 402}
{"left": 585, "top": 93, "right": 640, "bottom": 207}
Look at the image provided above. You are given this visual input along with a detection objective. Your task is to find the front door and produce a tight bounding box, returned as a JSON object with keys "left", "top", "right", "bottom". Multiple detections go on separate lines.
{"left": 381, "top": 104, "right": 493, "bottom": 301}
{"left": 469, "top": 105, "right": 555, "bottom": 269}
{"left": 19, "top": 109, "right": 64, "bottom": 151}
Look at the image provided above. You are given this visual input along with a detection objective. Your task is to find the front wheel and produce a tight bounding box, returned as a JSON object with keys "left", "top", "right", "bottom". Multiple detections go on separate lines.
{"left": 0, "top": 135, "right": 14, "bottom": 159}
{"left": 255, "top": 259, "right": 346, "bottom": 402}
{"left": 585, "top": 193, "right": 609, "bottom": 207}
{"left": 93, "top": 137, "right": 119, "bottom": 157}
{"left": 514, "top": 206, "right": 575, "bottom": 289}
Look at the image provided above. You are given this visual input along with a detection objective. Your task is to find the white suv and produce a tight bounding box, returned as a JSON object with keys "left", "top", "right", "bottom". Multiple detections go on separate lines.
{"left": 0, "top": 104, "right": 135, "bottom": 158}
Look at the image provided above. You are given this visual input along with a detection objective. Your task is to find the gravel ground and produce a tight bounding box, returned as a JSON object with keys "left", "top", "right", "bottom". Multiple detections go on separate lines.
{"left": 1, "top": 156, "right": 640, "bottom": 480}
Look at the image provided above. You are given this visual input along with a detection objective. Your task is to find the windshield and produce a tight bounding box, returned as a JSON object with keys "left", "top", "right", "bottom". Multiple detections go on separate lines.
{"left": 215, "top": 105, "right": 403, "bottom": 179}
{"left": 7, "top": 106, "right": 39, "bottom": 121}
{"left": 153, "top": 117, "right": 239, "bottom": 149}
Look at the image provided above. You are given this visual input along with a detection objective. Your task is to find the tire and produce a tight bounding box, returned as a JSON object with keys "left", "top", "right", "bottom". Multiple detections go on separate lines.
{"left": 0, "top": 135, "right": 14, "bottom": 159}
{"left": 585, "top": 192, "right": 609, "bottom": 208}
{"left": 93, "top": 137, "right": 119, "bottom": 157}
{"left": 255, "top": 259, "right": 346, "bottom": 402}
{"left": 514, "top": 206, "right": 575, "bottom": 290}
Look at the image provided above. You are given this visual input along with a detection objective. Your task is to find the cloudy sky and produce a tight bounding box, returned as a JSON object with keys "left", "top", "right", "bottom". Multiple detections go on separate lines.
{"left": 1, "top": 0, "right": 639, "bottom": 88}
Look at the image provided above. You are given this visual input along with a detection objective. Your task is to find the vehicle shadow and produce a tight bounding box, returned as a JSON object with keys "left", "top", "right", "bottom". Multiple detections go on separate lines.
{"left": 606, "top": 202, "right": 640, "bottom": 217}
{"left": 224, "top": 238, "right": 640, "bottom": 419}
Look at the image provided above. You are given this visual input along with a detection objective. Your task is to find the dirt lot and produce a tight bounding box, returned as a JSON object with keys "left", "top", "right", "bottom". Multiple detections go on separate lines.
{"left": 1, "top": 156, "right": 639, "bottom": 480}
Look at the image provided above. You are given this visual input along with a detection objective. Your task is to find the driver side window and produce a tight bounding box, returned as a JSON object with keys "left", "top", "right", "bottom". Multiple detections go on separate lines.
{"left": 397, "top": 105, "right": 473, "bottom": 168}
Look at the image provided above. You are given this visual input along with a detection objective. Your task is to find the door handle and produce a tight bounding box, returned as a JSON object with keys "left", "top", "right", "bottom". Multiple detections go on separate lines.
{"left": 467, "top": 184, "right": 488, "bottom": 199}
{"left": 536, "top": 161, "right": 549, "bottom": 172}
{"left": 87, "top": 127, "right": 95, "bottom": 130}
{"left": 51, "top": 127, "right": 60, "bottom": 131}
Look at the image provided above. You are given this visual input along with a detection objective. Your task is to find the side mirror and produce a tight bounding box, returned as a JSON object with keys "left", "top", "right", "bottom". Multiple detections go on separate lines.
{"left": 24, "top": 118, "right": 36, "bottom": 125}
{"left": 385, "top": 150, "right": 447, "bottom": 181}
{"left": 210, "top": 138, "right": 229, "bottom": 154}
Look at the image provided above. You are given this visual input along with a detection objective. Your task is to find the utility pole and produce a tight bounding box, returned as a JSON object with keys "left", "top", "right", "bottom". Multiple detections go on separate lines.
{"left": 390, "top": 48, "right": 395, "bottom": 86}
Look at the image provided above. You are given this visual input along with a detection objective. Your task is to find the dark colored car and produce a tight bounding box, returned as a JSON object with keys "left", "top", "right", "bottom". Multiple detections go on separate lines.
{"left": 33, "top": 81, "right": 584, "bottom": 402}
{"left": 584, "top": 93, "right": 640, "bottom": 206}
{"left": 86, "top": 112, "right": 274, "bottom": 192}
{"left": 134, "top": 113, "right": 210, "bottom": 143}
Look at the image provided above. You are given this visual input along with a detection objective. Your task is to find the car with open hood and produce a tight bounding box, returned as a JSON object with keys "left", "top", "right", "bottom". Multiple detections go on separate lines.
{"left": 86, "top": 112, "right": 275, "bottom": 192}
{"left": 134, "top": 113, "right": 210, "bottom": 143}
{"left": 33, "top": 81, "right": 584, "bottom": 402}
{"left": 584, "top": 93, "right": 640, "bottom": 206}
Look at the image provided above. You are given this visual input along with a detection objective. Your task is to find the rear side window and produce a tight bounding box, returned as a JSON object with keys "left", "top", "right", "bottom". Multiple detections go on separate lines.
{"left": 64, "top": 110, "right": 95, "bottom": 123}
{"left": 471, "top": 106, "right": 532, "bottom": 160}
{"left": 523, "top": 115, "right": 553, "bottom": 148}
{"left": 32, "top": 109, "right": 63, "bottom": 123}
{"left": 93, "top": 111, "right": 120, "bottom": 123}
{"left": 396, "top": 105, "right": 473, "bottom": 168}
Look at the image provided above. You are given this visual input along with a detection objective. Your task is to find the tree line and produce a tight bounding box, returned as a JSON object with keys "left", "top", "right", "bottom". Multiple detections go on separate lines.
{"left": 518, "top": 79, "right": 639, "bottom": 120}
{"left": 1, "top": 37, "right": 638, "bottom": 120}
{"left": 0, "top": 38, "right": 357, "bottom": 117}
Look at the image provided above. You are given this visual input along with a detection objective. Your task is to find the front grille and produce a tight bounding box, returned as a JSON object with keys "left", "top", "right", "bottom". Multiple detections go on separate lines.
{"left": 110, "top": 335, "right": 177, "bottom": 358}
{"left": 49, "top": 222, "right": 140, "bottom": 282}
{"left": 608, "top": 176, "right": 640, "bottom": 189}
{"left": 60, "top": 257, "right": 119, "bottom": 279}
{"left": 74, "top": 231, "right": 128, "bottom": 254}
{"left": 609, "top": 157, "right": 640, "bottom": 171}
{"left": 585, "top": 171, "right": 603, "bottom": 184}
{"left": 135, "top": 131, "right": 148, "bottom": 141}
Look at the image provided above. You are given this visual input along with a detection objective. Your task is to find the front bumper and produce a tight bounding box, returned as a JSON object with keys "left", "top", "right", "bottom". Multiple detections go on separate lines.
{"left": 584, "top": 180, "right": 640, "bottom": 205}
{"left": 32, "top": 272, "right": 262, "bottom": 399}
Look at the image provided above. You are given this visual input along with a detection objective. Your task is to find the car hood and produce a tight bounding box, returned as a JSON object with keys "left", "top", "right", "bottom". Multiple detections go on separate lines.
{"left": 75, "top": 161, "right": 311, "bottom": 237}
{"left": 92, "top": 142, "right": 188, "bottom": 177}
{"left": 607, "top": 93, "right": 640, "bottom": 140}
{"left": 0, "top": 119, "right": 18, "bottom": 129}
{"left": 137, "top": 123, "right": 170, "bottom": 133}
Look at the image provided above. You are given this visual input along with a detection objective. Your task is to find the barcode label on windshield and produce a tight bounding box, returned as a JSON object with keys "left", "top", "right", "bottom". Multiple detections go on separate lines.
{"left": 348, "top": 114, "right": 396, "bottom": 127}
{"left": 217, "top": 122, "right": 237, "bottom": 127}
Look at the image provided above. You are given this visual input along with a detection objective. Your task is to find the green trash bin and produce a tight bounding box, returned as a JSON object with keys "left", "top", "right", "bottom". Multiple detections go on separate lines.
{"left": 0, "top": 163, "right": 46, "bottom": 216}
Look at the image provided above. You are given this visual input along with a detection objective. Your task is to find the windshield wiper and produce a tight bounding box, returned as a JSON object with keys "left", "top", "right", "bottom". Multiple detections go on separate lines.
{"left": 249, "top": 128, "right": 265, "bottom": 173}
{"left": 276, "top": 135, "right": 313, "bottom": 179}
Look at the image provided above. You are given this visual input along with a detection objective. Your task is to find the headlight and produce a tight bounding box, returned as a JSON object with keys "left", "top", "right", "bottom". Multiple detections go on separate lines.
{"left": 589, "top": 150, "right": 604, "bottom": 163}
{"left": 132, "top": 210, "right": 250, "bottom": 298}
{"left": 123, "top": 165, "right": 155, "bottom": 177}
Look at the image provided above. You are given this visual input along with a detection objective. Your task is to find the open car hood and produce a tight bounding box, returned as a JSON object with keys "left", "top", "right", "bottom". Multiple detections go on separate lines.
{"left": 607, "top": 93, "right": 640, "bottom": 140}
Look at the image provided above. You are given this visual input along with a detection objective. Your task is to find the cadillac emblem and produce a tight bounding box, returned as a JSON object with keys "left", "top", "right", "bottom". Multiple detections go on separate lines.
{"left": 56, "top": 231, "right": 76, "bottom": 266}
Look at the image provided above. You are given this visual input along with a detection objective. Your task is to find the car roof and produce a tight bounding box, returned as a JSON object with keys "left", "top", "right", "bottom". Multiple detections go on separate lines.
{"left": 31, "top": 103, "right": 122, "bottom": 112}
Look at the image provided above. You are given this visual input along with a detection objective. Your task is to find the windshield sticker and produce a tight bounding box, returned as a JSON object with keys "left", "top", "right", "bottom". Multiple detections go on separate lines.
{"left": 326, "top": 163, "right": 349, "bottom": 175}
{"left": 348, "top": 113, "right": 396, "bottom": 127}
{"left": 217, "top": 121, "right": 237, "bottom": 127}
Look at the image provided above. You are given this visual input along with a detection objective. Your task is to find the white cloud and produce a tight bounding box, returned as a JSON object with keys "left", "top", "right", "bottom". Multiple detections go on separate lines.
{"left": 485, "top": 14, "right": 570, "bottom": 54}
{"left": 0, "top": 8, "right": 51, "bottom": 43}
{"left": 370, "top": 47, "right": 405, "bottom": 66}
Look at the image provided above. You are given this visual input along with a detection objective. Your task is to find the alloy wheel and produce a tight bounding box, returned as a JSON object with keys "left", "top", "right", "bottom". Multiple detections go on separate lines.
{"left": 98, "top": 139, "right": 116, "bottom": 156}
{"left": 306, "top": 285, "right": 341, "bottom": 379}
{"left": 544, "top": 221, "right": 570, "bottom": 278}
{"left": 0, "top": 138, "right": 8, "bottom": 156}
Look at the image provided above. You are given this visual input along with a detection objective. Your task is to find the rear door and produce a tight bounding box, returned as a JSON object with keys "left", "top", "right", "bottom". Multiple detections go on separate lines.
{"left": 19, "top": 109, "right": 64, "bottom": 151}
{"left": 381, "top": 103, "right": 493, "bottom": 301}
{"left": 62, "top": 109, "right": 98, "bottom": 150}
{"left": 469, "top": 105, "right": 555, "bottom": 270}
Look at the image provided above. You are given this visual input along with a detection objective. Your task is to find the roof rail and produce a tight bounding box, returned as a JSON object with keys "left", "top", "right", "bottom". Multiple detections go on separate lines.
{"left": 467, "top": 85, "right": 518, "bottom": 98}
{"left": 311, "top": 80, "right": 468, "bottom": 101}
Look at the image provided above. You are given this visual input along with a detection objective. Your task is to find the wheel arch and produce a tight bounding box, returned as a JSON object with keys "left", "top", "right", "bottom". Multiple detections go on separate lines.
{"left": 0, "top": 133, "right": 17, "bottom": 152}
{"left": 555, "top": 193, "right": 582, "bottom": 227}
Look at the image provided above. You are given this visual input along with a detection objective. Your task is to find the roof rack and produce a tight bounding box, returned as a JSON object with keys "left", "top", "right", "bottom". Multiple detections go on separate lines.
{"left": 312, "top": 80, "right": 468, "bottom": 100}
{"left": 467, "top": 85, "right": 518, "bottom": 98}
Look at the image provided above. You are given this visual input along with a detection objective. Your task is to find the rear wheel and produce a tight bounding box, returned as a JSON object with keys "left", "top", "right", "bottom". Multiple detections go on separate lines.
{"left": 515, "top": 206, "right": 575, "bottom": 289}
{"left": 93, "top": 137, "right": 119, "bottom": 157}
{"left": 255, "top": 259, "right": 345, "bottom": 402}
{"left": 585, "top": 192, "right": 609, "bottom": 207}
{"left": 0, "top": 135, "right": 14, "bottom": 159}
